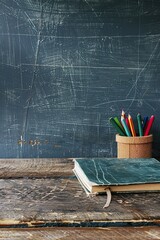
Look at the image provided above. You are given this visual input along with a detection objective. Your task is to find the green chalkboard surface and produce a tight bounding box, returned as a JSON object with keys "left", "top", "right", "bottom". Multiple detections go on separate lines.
{"left": 0, "top": 1, "right": 160, "bottom": 158}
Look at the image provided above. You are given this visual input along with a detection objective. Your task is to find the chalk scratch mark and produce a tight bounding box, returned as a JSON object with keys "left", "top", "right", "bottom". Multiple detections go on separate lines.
{"left": 59, "top": 56, "right": 77, "bottom": 103}
{"left": 18, "top": 63, "right": 141, "bottom": 70}
{"left": 22, "top": 4, "right": 43, "bottom": 140}
{"left": 90, "top": 98, "right": 158, "bottom": 108}
{"left": 1, "top": 32, "right": 160, "bottom": 39}
{"left": 125, "top": 1, "right": 160, "bottom": 112}
{"left": 83, "top": 0, "right": 99, "bottom": 18}
{"left": 127, "top": 38, "right": 160, "bottom": 93}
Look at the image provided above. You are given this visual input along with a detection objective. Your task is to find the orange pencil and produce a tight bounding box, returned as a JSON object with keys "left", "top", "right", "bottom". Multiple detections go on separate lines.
{"left": 126, "top": 117, "right": 130, "bottom": 131}
{"left": 128, "top": 114, "right": 136, "bottom": 136}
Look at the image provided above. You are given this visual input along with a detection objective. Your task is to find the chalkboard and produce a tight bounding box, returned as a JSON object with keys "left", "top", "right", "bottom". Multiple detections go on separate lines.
{"left": 0, "top": 0, "right": 160, "bottom": 158}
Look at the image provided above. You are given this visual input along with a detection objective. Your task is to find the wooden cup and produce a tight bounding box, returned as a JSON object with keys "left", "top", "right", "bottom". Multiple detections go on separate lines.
{"left": 116, "top": 134, "right": 153, "bottom": 158}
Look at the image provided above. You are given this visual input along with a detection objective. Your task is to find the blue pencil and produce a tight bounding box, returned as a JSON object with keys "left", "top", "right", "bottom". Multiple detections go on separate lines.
{"left": 143, "top": 116, "right": 148, "bottom": 131}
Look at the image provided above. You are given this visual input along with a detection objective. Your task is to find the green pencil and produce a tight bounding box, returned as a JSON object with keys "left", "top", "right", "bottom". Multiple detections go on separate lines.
{"left": 109, "top": 117, "right": 126, "bottom": 136}
{"left": 137, "top": 113, "right": 143, "bottom": 136}
{"left": 114, "top": 117, "right": 125, "bottom": 134}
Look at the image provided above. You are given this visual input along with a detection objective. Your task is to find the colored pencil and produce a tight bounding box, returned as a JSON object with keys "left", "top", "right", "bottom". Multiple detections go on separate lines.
{"left": 144, "top": 115, "right": 155, "bottom": 136}
{"left": 109, "top": 117, "right": 126, "bottom": 136}
{"left": 143, "top": 116, "right": 148, "bottom": 131}
{"left": 128, "top": 114, "right": 136, "bottom": 136}
{"left": 114, "top": 117, "right": 125, "bottom": 133}
{"left": 137, "top": 113, "right": 143, "bottom": 136}
{"left": 121, "top": 116, "right": 131, "bottom": 136}
{"left": 122, "top": 109, "right": 130, "bottom": 130}
{"left": 121, "top": 109, "right": 126, "bottom": 118}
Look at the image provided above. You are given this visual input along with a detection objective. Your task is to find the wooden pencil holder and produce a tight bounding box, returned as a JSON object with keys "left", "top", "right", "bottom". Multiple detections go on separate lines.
{"left": 116, "top": 134, "right": 153, "bottom": 158}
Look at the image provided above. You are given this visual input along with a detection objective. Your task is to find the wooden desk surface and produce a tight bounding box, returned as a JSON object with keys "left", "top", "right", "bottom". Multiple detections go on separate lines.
{"left": 0, "top": 227, "right": 160, "bottom": 240}
{"left": 0, "top": 158, "right": 159, "bottom": 239}
{"left": 0, "top": 158, "right": 159, "bottom": 227}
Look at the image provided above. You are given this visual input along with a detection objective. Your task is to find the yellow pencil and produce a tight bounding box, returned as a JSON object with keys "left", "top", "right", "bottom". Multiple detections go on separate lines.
{"left": 128, "top": 114, "right": 136, "bottom": 137}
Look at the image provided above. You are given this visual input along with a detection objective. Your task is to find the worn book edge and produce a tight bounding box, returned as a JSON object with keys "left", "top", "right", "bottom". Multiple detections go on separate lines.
{"left": 73, "top": 158, "right": 160, "bottom": 193}
{"left": 73, "top": 167, "right": 112, "bottom": 208}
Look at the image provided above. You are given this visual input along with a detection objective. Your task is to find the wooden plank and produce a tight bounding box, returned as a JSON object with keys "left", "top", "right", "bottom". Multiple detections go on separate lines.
{"left": 0, "top": 177, "right": 159, "bottom": 227}
{"left": 0, "top": 227, "right": 160, "bottom": 240}
{"left": 0, "top": 158, "right": 73, "bottom": 178}
{"left": 0, "top": 158, "right": 159, "bottom": 227}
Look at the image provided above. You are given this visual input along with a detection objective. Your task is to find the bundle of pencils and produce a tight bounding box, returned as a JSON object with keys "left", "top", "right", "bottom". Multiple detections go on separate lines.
{"left": 109, "top": 110, "right": 155, "bottom": 137}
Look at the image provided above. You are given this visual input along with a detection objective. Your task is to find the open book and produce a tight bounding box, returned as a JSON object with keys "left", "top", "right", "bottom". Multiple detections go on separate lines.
{"left": 73, "top": 158, "right": 160, "bottom": 207}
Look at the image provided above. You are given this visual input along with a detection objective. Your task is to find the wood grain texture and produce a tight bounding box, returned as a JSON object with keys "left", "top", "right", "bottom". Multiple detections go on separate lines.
{"left": 0, "top": 158, "right": 159, "bottom": 227}
{"left": 0, "top": 158, "right": 73, "bottom": 178}
{"left": 0, "top": 227, "right": 160, "bottom": 240}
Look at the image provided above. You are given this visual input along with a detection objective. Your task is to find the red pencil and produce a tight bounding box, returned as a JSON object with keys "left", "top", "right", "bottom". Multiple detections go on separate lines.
{"left": 144, "top": 115, "right": 155, "bottom": 136}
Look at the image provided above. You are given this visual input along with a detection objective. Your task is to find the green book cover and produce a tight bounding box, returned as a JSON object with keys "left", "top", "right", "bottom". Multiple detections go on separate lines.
{"left": 73, "top": 158, "right": 160, "bottom": 194}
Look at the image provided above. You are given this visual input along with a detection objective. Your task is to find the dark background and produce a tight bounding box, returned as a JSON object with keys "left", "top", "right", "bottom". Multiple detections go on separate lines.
{"left": 0, "top": 0, "right": 160, "bottom": 158}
